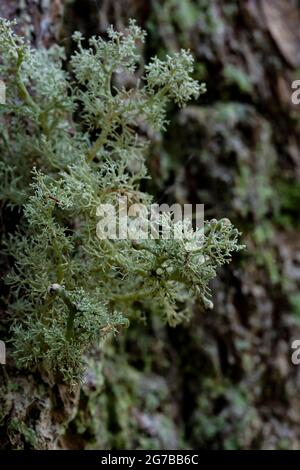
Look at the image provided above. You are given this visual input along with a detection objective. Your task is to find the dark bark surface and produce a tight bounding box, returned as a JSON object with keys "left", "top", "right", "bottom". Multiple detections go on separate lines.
{"left": 1, "top": 0, "right": 300, "bottom": 449}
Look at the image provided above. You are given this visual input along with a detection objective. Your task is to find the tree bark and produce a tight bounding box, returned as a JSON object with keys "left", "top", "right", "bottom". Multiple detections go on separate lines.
{"left": 1, "top": 0, "right": 300, "bottom": 449}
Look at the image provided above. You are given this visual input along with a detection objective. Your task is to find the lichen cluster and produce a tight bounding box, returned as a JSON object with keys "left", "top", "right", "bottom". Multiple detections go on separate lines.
{"left": 0, "top": 18, "right": 242, "bottom": 383}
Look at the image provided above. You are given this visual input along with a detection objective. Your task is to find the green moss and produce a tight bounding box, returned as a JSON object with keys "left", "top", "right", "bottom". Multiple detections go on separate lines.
{"left": 8, "top": 418, "right": 37, "bottom": 448}
{"left": 223, "top": 65, "right": 253, "bottom": 94}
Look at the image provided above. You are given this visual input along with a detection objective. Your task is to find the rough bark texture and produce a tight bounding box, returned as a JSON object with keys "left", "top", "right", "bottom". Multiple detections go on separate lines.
{"left": 1, "top": 0, "right": 300, "bottom": 449}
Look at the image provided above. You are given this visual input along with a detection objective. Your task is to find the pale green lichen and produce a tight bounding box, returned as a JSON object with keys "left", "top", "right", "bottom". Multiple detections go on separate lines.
{"left": 0, "top": 18, "right": 243, "bottom": 383}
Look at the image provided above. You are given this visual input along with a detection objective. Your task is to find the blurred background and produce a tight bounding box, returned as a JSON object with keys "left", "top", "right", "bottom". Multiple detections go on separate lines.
{"left": 1, "top": 0, "right": 300, "bottom": 449}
